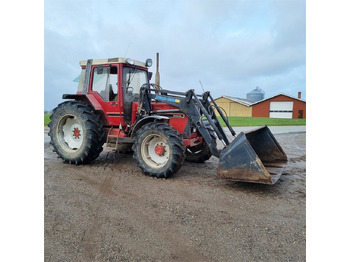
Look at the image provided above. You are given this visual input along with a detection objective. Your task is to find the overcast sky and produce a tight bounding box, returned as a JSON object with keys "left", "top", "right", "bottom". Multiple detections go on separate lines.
{"left": 44, "top": 0, "right": 305, "bottom": 111}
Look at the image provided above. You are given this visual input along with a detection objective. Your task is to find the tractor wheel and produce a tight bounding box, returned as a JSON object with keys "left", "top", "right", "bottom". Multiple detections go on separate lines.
{"left": 185, "top": 133, "right": 216, "bottom": 163}
{"left": 132, "top": 123, "right": 185, "bottom": 178}
{"left": 48, "top": 101, "right": 105, "bottom": 164}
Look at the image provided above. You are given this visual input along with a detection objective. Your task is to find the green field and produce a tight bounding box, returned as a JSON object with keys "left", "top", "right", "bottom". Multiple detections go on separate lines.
{"left": 44, "top": 114, "right": 305, "bottom": 127}
{"left": 218, "top": 116, "right": 306, "bottom": 127}
{"left": 44, "top": 114, "right": 51, "bottom": 126}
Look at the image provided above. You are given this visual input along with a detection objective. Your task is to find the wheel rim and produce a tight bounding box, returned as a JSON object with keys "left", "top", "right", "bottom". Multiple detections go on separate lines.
{"left": 57, "top": 115, "right": 84, "bottom": 152}
{"left": 140, "top": 134, "right": 170, "bottom": 169}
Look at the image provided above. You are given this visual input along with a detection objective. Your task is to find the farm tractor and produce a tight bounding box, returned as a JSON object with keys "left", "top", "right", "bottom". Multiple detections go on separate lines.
{"left": 48, "top": 54, "right": 287, "bottom": 184}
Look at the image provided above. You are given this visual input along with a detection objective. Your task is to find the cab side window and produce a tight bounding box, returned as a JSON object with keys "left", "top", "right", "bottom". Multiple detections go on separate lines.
{"left": 92, "top": 66, "right": 118, "bottom": 101}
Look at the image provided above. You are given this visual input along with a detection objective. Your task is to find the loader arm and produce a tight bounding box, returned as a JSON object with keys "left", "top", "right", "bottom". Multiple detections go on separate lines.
{"left": 137, "top": 85, "right": 234, "bottom": 157}
{"left": 138, "top": 84, "right": 288, "bottom": 185}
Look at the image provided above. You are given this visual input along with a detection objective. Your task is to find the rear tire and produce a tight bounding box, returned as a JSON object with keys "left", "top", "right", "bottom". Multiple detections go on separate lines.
{"left": 185, "top": 133, "right": 216, "bottom": 163}
{"left": 48, "top": 101, "right": 105, "bottom": 164}
{"left": 185, "top": 143, "right": 212, "bottom": 163}
{"left": 132, "top": 123, "right": 185, "bottom": 178}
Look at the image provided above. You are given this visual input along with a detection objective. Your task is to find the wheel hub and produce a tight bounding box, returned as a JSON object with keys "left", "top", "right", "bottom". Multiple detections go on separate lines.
{"left": 60, "top": 116, "right": 84, "bottom": 150}
{"left": 141, "top": 134, "right": 170, "bottom": 168}
{"left": 154, "top": 144, "right": 165, "bottom": 156}
{"left": 73, "top": 127, "right": 81, "bottom": 139}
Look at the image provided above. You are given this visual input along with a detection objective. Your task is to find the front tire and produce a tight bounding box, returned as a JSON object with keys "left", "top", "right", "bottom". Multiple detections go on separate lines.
{"left": 48, "top": 101, "right": 105, "bottom": 164}
{"left": 132, "top": 123, "right": 185, "bottom": 178}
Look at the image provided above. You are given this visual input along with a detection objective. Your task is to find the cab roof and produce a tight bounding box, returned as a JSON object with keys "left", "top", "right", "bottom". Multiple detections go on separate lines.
{"left": 79, "top": 57, "right": 147, "bottom": 67}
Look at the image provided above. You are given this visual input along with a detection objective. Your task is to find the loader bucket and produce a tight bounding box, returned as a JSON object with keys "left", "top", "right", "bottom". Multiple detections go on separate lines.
{"left": 217, "top": 126, "right": 287, "bottom": 185}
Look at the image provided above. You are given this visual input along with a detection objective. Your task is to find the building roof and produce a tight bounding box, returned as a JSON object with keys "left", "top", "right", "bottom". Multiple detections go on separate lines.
{"left": 216, "top": 96, "right": 255, "bottom": 107}
{"left": 251, "top": 93, "right": 306, "bottom": 105}
{"left": 215, "top": 93, "right": 306, "bottom": 107}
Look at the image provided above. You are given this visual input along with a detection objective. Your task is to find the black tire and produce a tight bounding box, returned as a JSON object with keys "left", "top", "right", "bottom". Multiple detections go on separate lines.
{"left": 132, "top": 122, "right": 185, "bottom": 178}
{"left": 48, "top": 101, "right": 105, "bottom": 164}
{"left": 185, "top": 133, "right": 216, "bottom": 163}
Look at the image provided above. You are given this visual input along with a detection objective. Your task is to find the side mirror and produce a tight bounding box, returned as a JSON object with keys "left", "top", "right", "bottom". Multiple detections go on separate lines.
{"left": 145, "top": 58, "right": 152, "bottom": 67}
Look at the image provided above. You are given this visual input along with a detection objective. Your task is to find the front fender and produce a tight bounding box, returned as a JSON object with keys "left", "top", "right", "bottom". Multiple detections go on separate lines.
{"left": 130, "top": 116, "right": 170, "bottom": 138}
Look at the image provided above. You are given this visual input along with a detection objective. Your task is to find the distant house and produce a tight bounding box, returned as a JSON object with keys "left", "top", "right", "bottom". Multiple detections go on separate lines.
{"left": 214, "top": 92, "right": 306, "bottom": 119}
{"left": 251, "top": 93, "right": 306, "bottom": 119}
{"left": 213, "top": 96, "right": 253, "bottom": 117}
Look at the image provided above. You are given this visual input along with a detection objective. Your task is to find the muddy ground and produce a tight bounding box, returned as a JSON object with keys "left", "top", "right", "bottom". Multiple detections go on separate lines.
{"left": 44, "top": 132, "right": 306, "bottom": 262}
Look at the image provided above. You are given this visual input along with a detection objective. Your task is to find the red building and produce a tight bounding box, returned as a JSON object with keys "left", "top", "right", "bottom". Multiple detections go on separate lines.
{"left": 252, "top": 93, "right": 306, "bottom": 119}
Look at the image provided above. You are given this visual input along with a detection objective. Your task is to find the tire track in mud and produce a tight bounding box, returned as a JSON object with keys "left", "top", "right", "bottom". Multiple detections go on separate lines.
{"left": 76, "top": 174, "right": 116, "bottom": 261}
{"left": 93, "top": 150, "right": 224, "bottom": 190}
{"left": 87, "top": 148, "right": 301, "bottom": 202}
{"left": 45, "top": 133, "right": 305, "bottom": 261}
{"left": 73, "top": 170, "right": 210, "bottom": 262}
{"left": 46, "top": 132, "right": 306, "bottom": 200}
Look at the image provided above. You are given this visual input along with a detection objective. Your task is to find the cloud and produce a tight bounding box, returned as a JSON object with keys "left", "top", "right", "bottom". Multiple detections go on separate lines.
{"left": 44, "top": 0, "right": 306, "bottom": 110}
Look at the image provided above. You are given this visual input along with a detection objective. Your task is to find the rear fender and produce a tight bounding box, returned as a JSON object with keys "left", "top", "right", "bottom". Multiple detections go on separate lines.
{"left": 62, "top": 94, "right": 107, "bottom": 124}
{"left": 62, "top": 94, "right": 103, "bottom": 110}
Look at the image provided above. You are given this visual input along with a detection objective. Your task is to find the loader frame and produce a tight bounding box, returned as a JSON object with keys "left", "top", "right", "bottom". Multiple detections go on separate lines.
{"left": 137, "top": 85, "right": 236, "bottom": 157}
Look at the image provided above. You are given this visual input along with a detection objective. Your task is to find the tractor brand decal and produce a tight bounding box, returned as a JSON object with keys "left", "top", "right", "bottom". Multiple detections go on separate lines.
{"left": 155, "top": 95, "right": 180, "bottom": 103}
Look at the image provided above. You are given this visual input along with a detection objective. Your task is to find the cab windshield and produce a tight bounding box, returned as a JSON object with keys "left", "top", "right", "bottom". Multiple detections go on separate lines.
{"left": 122, "top": 67, "right": 148, "bottom": 100}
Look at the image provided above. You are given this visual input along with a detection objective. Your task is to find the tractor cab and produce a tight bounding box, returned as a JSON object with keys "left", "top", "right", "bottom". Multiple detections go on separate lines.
{"left": 76, "top": 57, "right": 153, "bottom": 126}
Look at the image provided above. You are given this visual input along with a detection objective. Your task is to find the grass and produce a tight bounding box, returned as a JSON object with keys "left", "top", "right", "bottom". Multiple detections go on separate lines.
{"left": 218, "top": 116, "right": 306, "bottom": 127}
{"left": 44, "top": 113, "right": 306, "bottom": 127}
{"left": 44, "top": 114, "right": 51, "bottom": 126}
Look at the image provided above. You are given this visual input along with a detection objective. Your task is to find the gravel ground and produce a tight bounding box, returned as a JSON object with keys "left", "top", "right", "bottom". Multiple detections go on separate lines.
{"left": 44, "top": 132, "right": 306, "bottom": 262}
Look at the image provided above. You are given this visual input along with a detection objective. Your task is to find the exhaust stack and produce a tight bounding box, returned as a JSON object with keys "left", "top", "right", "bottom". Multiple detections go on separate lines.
{"left": 155, "top": 52, "right": 160, "bottom": 89}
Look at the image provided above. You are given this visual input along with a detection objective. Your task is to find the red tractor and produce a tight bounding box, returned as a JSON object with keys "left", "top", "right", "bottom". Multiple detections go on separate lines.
{"left": 49, "top": 55, "right": 287, "bottom": 184}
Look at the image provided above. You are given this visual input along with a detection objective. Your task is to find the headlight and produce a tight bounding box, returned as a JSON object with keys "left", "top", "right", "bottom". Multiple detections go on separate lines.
{"left": 145, "top": 58, "right": 152, "bottom": 67}
{"left": 126, "top": 58, "right": 135, "bottom": 65}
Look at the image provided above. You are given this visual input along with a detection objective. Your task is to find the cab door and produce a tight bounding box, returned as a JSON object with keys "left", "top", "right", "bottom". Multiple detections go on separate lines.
{"left": 90, "top": 64, "right": 123, "bottom": 126}
{"left": 122, "top": 65, "right": 149, "bottom": 125}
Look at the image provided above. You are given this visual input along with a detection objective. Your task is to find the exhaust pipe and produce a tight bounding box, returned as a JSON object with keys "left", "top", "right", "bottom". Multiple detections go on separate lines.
{"left": 155, "top": 52, "right": 160, "bottom": 89}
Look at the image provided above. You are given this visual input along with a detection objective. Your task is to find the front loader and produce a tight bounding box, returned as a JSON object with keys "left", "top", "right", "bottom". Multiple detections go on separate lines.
{"left": 48, "top": 55, "right": 287, "bottom": 184}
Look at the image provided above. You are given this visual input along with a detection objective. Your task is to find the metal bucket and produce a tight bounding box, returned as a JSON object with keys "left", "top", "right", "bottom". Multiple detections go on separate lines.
{"left": 217, "top": 126, "right": 287, "bottom": 185}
